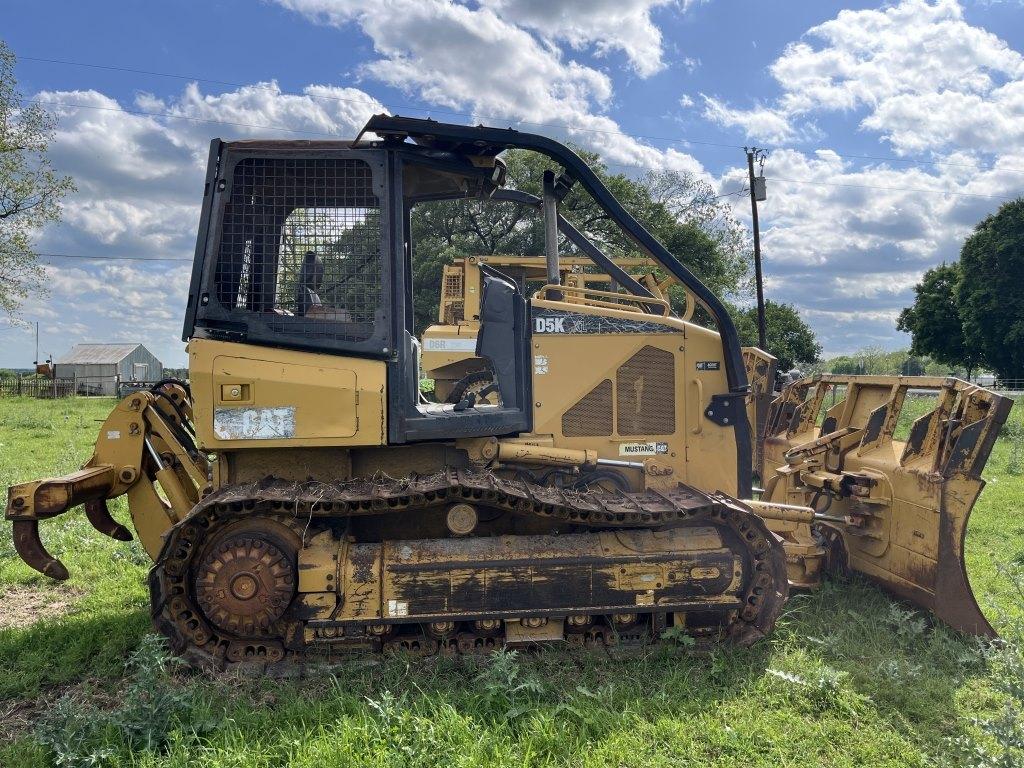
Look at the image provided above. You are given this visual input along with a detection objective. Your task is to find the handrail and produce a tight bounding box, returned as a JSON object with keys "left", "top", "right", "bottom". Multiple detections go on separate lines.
{"left": 532, "top": 284, "right": 671, "bottom": 316}
{"left": 691, "top": 378, "right": 704, "bottom": 435}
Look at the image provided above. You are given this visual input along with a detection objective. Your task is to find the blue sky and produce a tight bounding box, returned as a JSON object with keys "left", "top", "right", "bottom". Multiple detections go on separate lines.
{"left": 2, "top": 0, "right": 1023, "bottom": 367}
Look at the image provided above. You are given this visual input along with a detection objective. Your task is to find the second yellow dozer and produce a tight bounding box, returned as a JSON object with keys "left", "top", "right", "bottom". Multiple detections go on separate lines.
{"left": 5, "top": 116, "right": 1012, "bottom": 671}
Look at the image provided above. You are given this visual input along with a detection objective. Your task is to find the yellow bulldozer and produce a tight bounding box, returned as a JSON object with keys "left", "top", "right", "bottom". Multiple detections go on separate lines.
{"left": 420, "top": 254, "right": 779, "bottom": 475}
{"left": 421, "top": 255, "right": 670, "bottom": 403}
{"left": 5, "top": 116, "right": 1011, "bottom": 671}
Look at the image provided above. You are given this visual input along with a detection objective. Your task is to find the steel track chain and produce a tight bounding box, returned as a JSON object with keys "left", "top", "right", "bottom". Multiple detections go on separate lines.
{"left": 149, "top": 469, "right": 788, "bottom": 672}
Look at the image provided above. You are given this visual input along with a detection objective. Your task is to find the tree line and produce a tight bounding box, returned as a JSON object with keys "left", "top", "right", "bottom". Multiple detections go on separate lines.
{"left": 410, "top": 148, "right": 822, "bottom": 372}
{"left": 898, "top": 198, "right": 1024, "bottom": 381}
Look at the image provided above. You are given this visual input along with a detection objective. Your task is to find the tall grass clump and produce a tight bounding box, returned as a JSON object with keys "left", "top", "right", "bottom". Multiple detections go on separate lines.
{"left": 945, "top": 566, "right": 1024, "bottom": 767}
{"left": 1006, "top": 416, "right": 1023, "bottom": 476}
{"left": 34, "top": 635, "right": 190, "bottom": 766}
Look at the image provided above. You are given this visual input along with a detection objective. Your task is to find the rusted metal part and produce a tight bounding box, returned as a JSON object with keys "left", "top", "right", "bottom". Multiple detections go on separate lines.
{"left": 6, "top": 466, "right": 116, "bottom": 521}
{"left": 933, "top": 484, "right": 993, "bottom": 635}
{"left": 5, "top": 385, "right": 205, "bottom": 578}
{"left": 84, "top": 499, "right": 133, "bottom": 541}
{"left": 11, "top": 520, "right": 69, "bottom": 581}
{"left": 148, "top": 470, "right": 788, "bottom": 672}
{"left": 6, "top": 475, "right": 127, "bottom": 579}
{"left": 742, "top": 347, "right": 777, "bottom": 477}
{"left": 195, "top": 530, "right": 297, "bottom": 636}
{"left": 189, "top": 468, "right": 728, "bottom": 529}
{"left": 759, "top": 375, "right": 1011, "bottom": 636}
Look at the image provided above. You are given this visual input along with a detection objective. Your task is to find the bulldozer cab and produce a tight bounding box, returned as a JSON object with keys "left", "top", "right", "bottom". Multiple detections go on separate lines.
{"left": 181, "top": 115, "right": 754, "bottom": 491}
{"left": 181, "top": 128, "right": 534, "bottom": 444}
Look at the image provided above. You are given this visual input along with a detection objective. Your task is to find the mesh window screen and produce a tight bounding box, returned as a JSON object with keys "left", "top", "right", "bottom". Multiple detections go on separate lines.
{"left": 214, "top": 157, "right": 382, "bottom": 343}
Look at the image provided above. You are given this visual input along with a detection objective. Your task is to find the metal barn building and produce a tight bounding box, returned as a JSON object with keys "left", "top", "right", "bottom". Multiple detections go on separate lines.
{"left": 54, "top": 343, "right": 163, "bottom": 396}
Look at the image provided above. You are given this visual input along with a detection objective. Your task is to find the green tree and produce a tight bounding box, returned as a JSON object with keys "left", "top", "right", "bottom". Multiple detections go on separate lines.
{"left": 829, "top": 355, "right": 867, "bottom": 376}
{"left": 824, "top": 347, "right": 961, "bottom": 377}
{"left": 901, "top": 355, "right": 926, "bottom": 376}
{"left": 731, "top": 300, "right": 821, "bottom": 372}
{"left": 0, "top": 41, "right": 74, "bottom": 317}
{"left": 896, "top": 262, "right": 982, "bottom": 377}
{"left": 408, "top": 148, "right": 751, "bottom": 334}
{"left": 958, "top": 197, "right": 1024, "bottom": 380}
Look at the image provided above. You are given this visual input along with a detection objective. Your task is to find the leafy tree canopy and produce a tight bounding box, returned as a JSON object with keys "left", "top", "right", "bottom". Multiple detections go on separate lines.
{"left": 896, "top": 262, "right": 982, "bottom": 376}
{"left": 0, "top": 42, "right": 74, "bottom": 318}
{"left": 895, "top": 197, "right": 1024, "bottom": 380}
{"left": 825, "top": 347, "right": 960, "bottom": 377}
{"left": 958, "top": 197, "right": 1024, "bottom": 380}
{"left": 731, "top": 300, "right": 821, "bottom": 372}
{"left": 409, "top": 147, "right": 751, "bottom": 334}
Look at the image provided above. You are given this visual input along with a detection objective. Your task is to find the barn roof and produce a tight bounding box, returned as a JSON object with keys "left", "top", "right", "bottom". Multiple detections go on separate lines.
{"left": 55, "top": 343, "right": 147, "bottom": 365}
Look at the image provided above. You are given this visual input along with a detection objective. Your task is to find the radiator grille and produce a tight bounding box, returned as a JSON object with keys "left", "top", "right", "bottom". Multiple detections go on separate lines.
{"left": 616, "top": 346, "right": 675, "bottom": 435}
{"left": 214, "top": 157, "right": 382, "bottom": 342}
{"left": 562, "top": 379, "right": 613, "bottom": 437}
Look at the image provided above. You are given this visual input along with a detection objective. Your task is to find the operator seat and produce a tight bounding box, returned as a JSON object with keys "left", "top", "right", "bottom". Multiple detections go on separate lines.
{"left": 294, "top": 250, "right": 325, "bottom": 316}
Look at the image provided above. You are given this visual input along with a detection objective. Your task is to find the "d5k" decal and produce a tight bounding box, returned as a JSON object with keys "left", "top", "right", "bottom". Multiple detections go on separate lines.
{"left": 534, "top": 316, "right": 567, "bottom": 333}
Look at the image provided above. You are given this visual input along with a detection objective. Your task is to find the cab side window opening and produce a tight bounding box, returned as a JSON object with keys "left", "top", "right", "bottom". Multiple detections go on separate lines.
{"left": 213, "top": 157, "right": 383, "bottom": 343}
{"left": 408, "top": 196, "right": 545, "bottom": 335}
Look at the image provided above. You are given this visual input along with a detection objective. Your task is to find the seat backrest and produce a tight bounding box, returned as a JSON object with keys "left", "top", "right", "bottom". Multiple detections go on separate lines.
{"left": 294, "top": 251, "right": 325, "bottom": 315}
{"left": 475, "top": 270, "right": 527, "bottom": 411}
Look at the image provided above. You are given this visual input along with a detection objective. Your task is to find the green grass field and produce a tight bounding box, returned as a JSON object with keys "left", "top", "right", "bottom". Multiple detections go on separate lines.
{"left": 1, "top": 395, "right": 1022, "bottom": 767}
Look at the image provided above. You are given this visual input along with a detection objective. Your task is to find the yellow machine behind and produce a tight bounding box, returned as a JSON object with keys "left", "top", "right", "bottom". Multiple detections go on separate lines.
{"left": 5, "top": 116, "right": 1011, "bottom": 671}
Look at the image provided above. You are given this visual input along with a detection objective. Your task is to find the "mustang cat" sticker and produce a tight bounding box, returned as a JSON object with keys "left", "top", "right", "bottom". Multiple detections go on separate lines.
{"left": 618, "top": 441, "right": 669, "bottom": 456}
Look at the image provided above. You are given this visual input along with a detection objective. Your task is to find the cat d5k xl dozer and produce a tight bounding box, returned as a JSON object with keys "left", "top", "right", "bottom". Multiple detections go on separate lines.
{"left": 5, "top": 116, "right": 1011, "bottom": 672}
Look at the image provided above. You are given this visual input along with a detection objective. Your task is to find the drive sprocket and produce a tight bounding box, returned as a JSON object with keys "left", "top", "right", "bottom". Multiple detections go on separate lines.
{"left": 194, "top": 531, "right": 297, "bottom": 636}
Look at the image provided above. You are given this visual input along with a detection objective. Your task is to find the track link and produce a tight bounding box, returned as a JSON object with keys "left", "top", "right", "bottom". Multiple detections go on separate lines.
{"left": 150, "top": 469, "right": 788, "bottom": 673}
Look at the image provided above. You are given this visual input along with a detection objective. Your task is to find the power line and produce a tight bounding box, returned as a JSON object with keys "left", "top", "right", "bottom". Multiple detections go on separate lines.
{"left": 23, "top": 97, "right": 746, "bottom": 181}
{"left": 28, "top": 251, "right": 191, "bottom": 262}
{"left": 803, "top": 149, "right": 1024, "bottom": 174}
{"left": 21, "top": 95, "right": 1024, "bottom": 204}
{"left": 21, "top": 98, "right": 342, "bottom": 139}
{"left": 18, "top": 56, "right": 744, "bottom": 151}
{"left": 26, "top": 94, "right": 1024, "bottom": 204}
{"left": 34, "top": 97, "right": 1017, "bottom": 201}
{"left": 20, "top": 54, "right": 1024, "bottom": 174}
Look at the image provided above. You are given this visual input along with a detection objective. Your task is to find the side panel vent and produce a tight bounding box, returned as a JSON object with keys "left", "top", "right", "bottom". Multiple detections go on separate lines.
{"left": 562, "top": 379, "right": 613, "bottom": 437}
{"left": 616, "top": 346, "right": 675, "bottom": 436}
{"left": 440, "top": 266, "right": 465, "bottom": 324}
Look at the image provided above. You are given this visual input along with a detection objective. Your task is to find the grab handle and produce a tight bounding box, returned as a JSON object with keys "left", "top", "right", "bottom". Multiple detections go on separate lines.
{"left": 691, "top": 378, "right": 704, "bottom": 435}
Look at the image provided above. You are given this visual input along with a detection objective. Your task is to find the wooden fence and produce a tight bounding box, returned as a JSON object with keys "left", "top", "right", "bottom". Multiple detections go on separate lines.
{"left": 0, "top": 376, "right": 76, "bottom": 398}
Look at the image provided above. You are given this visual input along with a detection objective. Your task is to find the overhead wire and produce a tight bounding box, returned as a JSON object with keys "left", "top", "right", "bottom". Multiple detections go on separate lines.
{"left": 18, "top": 56, "right": 745, "bottom": 150}
{"left": 21, "top": 251, "right": 191, "bottom": 262}
{"left": 766, "top": 176, "right": 1017, "bottom": 200}
{"left": 26, "top": 96, "right": 1021, "bottom": 202}
{"left": 13, "top": 50, "right": 1023, "bottom": 273}
{"left": 19, "top": 53, "right": 1024, "bottom": 174}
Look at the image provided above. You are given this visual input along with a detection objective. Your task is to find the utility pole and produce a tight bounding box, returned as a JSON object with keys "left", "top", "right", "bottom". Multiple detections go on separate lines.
{"left": 745, "top": 148, "right": 767, "bottom": 351}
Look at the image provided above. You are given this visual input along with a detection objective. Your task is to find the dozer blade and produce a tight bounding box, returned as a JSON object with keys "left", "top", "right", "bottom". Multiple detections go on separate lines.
{"left": 760, "top": 375, "right": 1013, "bottom": 637}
